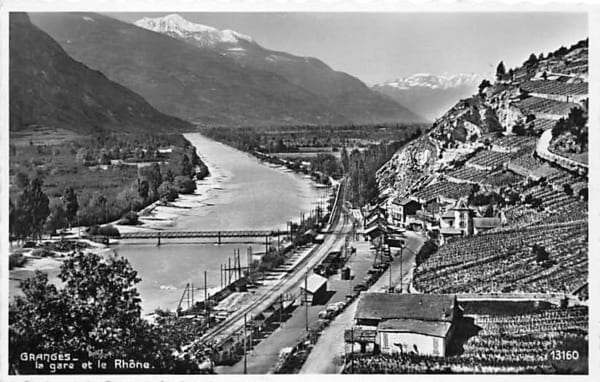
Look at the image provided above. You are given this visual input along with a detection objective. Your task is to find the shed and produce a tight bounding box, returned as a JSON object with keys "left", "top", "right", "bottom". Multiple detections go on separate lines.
{"left": 301, "top": 274, "right": 328, "bottom": 305}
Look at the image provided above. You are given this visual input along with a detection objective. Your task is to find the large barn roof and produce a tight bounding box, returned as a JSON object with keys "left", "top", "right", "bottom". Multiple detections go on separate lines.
{"left": 356, "top": 293, "right": 457, "bottom": 323}
{"left": 378, "top": 318, "right": 453, "bottom": 338}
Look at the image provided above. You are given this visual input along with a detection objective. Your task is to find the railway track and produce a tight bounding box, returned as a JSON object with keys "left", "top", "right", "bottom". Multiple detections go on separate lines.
{"left": 197, "top": 179, "right": 349, "bottom": 348}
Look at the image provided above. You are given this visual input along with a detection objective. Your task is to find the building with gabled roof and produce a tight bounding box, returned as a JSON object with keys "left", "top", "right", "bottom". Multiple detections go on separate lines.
{"left": 350, "top": 293, "right": 462, "bottom": 357}
{"left": 440, "top": 198, "right": 474, "bottom": 237}
{"left": 300, "top": 274, "right": 328, "bottom": 305}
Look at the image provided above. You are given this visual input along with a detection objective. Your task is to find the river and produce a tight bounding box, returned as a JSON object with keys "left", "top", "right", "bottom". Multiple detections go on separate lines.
{"left": 110, "top": 133, "right": 327, "bottom": 313}
{"left": 10, "top": 133, "right": 327, "bottom": 314}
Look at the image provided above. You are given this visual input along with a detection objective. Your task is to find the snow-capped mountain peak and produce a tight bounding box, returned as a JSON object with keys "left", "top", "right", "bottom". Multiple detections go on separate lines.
{"left": 377, "top": 73, "right": 482, "bottom": 90}
{"left": 135, "top": 14, "right": 254, "bottom": 47}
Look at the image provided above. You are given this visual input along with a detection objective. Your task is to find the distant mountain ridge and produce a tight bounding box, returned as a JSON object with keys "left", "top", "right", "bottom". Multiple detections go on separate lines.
{"left": 133, "top": 14, "right": 424, "bottom": 125}
{"left": 10, "top": 12, "right": 191, "bottom": 135}
{"left": 372, "top": 73, "right": 482, "bottom": 121}
{"left": 135, "top": 14, "right": 254, "bottom": 48}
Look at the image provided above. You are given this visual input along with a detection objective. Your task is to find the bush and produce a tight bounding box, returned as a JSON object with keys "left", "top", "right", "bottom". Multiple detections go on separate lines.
{"left": 174, "top": 175, "right": 196, "bottom": 194}
{"left": 88, "top": 224, "right": 120, "bottom": 237}
{"left": 118, "top": 211, "right": 139, "bottom": 226}
{"left": 158, "top": 181, "right": 178, "bottom": 203}
{"left": 9, "top": 253, "right": 27, "bottom": 270}
{"left": 31, "top": 248, "right": 53, "bottom": 257}
{"left": 99, "top": 224, "right": 120, "bottom": 237}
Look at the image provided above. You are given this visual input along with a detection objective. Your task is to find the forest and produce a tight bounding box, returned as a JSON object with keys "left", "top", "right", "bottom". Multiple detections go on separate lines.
{"left": 9, "top": 133, "right": 208, "bottom": 241}
{"left": 202, "top": 123, "right": 424, "bottom": 207}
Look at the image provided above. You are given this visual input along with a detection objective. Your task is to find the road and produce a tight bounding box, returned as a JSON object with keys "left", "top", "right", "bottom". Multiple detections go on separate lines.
{"left": 299, "top": 230, "right": 426, "bottom": 374}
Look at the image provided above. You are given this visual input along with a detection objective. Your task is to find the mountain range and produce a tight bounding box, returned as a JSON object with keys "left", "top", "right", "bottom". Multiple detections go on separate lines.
{"left": 9, "top": 13, "right": 191, "bottom": 135}
{"left": 372, "top": 73, "right": 483, "bottom": 121}
{"left": 29, "top": 13, "right": 423, "bottom": 127}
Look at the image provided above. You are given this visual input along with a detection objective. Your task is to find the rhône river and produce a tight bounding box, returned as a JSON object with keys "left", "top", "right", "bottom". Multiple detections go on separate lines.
{"left": 112, "top": 133, "right": 327, "bottom": 313}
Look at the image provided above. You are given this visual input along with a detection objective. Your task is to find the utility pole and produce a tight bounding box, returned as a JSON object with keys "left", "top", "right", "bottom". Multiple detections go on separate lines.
{"left": 204, "top": 270, "right": 208, "bottom": 318}
{"left": 279, "top": 293, "right": 283, "bottom": 325}
{"left": 243, "top": 314, "right": 248, "bottom": 374}
{"left": 399, "top": 244, "right": 404, "bottom": 293}
{"left": 304, "top": 273, "right": 309, "bottom": 332}
{"left": 350, "top": 326, "right": 354, "bottom": 374}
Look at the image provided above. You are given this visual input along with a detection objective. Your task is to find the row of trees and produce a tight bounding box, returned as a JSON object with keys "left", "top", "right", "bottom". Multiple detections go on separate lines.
{"left": 10, "top": 151, "right": 204, "bottom": 241}
{"left": 345, "top": 129, "right": 422, "bottom": 206}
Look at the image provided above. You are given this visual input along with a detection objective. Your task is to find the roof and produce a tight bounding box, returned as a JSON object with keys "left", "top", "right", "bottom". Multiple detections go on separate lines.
{"left": 364, "top": 225, "right": 384, "bottom": 236}
{"left": 365, "top": 213, "right": 385, "bottom": 226}
{"left": 392, "top": 197, "right": 420, "bottom": 206}
{"left": 302, "top": 274, "right": 327, "bottom": 294}
{"left": 441, "top": 210, "right": 455, "bottom": 219}
{"left": 387, "top": 225, "right": 406, "bottom": 233}
{"left": 440, "top": 227, "right": 463, "bottom": 235}
{"left": 378, "top": 318, "right": 453, "bottom": 338}
{"left": 473, "top": 217, "right": 502, "bottom": 229}
{"left": 356, "top": 293, "right": 457, "bottom": 323}
{"left": 452, "top": 199, "right": 470, "bottom": 210}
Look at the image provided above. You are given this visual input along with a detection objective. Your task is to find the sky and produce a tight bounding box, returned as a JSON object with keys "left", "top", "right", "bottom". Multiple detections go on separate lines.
{"left": 108, "top": 12, "right": 588, "bottom": 85}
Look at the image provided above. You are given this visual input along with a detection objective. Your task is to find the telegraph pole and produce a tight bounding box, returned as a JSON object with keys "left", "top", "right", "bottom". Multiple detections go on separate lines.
{"left": 243, "top": 314, "right": 248, "bottom": 374}
{"left": 191, "top": 282, "right": 194, "bottom": 310}
{"left": 399, "top": 244, "right": 404, "bottom": 293}
{"left": 304, "top": 273, "right": 309, "bottom": 332}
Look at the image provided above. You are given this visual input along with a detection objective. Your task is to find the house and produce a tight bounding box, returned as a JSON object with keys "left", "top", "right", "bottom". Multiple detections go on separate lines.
{"left": 406, "top": 210, "right": 439, "bottom": 231}
{"left": 301, "top": 274, "right": 328, "bottom": 305}
{"left": 473, "top": 217, "right": 503, "bottom": 235}
{"left": 363, "top": 224, "right": 385, "bottom": 241}
{"left": 439, "top": 199, "right": 474, "bottom": 237}
{"left": 387, "top": 197, "right": 422, "bottom": 226}
{"left": 350, "top": 293, "right": 462, "bottom": 357}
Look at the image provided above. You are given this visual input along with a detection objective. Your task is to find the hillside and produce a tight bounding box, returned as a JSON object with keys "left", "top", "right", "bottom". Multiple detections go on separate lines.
{"left": 133, "top": 14, "right": 424, "bottom": 125}
{"left": 375, "top": 38, "right": 588, "bottom": 298}
{"left": 9, "top": 13, "right": 192, "bottom": 136}
{"left": 30, "top": 13, "right": 421, "bottom": 127}
{"left": 372, "top": 73, "right": 481, "bottom": 121}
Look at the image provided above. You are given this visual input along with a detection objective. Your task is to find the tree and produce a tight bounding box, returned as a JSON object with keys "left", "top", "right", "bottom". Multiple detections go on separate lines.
{"left": 62, "top": 187, "right": 79, "bottom": 227}
{"left": 157, "top": 181, "right": 178, "bottom": 203}
{"left": 14, "top": 171, "right": 29, "bottom": 189}
{"left": 16, "top": 177, "right": 50, "bottom": 241}
{"left": 174, "top": 175, "right": 196, "bottom": 194}
{"left": 496, "top": 61, "right": 506, "bottom": 81}
{"left": 341, "top": 146, "right": 350, "bottom": 174}
{"left": 180, "top": 155, "right": 193, "bottom": 178}
{"left": 140, "top": 163, "right": 162, "bottom": 196}
{"left": 9, "top": 251, "right": 198, "bottom": 373}
{"left": 524, "top": 53, "right": 538, "bottom": 67}
{"left": 568, "top": 107, "right": 586, "bottom": 129}
{"left": 513, "top": 121, "right": 526, "bottom": 136}
{"left": 44, "top": 201, "right": 67, "bottom": 234}
{"left": 478, "top": 79, "right": 492, "bottom": 95}
{"left": 137, "top": 178, "right": 149, "bottom": 200}
{"left": 164, "top": 169, "right": 175, "bottom": 184}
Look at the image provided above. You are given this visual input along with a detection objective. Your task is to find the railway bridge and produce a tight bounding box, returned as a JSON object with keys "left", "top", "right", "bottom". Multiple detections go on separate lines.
{"left": 116, "top": 229, "right": 288, "bottom": 247}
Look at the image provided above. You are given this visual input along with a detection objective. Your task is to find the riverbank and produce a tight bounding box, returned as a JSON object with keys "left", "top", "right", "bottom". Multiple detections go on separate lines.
{"left": 9, "top": 238, "right": 113, "bottom": 300}
{"left": 10, "top": 132, "right": 329, "bottom": 315}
